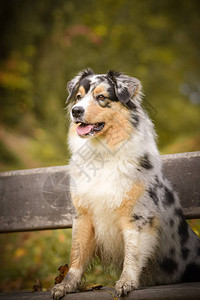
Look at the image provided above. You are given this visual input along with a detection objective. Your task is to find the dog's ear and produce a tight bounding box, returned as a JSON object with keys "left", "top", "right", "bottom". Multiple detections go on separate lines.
{"left": 107, "top": 71, "right": 142, "bottom": 108}
{"left": 66, "top": 68, "right": 94, "bottom": 103}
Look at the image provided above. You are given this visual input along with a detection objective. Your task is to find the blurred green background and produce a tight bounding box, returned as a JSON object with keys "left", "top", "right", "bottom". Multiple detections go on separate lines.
{"left": 0, "top": 0, "right": 200, "bottom": 292}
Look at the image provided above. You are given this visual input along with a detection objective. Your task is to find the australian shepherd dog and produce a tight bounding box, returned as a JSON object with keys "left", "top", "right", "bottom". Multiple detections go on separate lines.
{"left": 51, "top": 69, "right": 200, "bottom": 299}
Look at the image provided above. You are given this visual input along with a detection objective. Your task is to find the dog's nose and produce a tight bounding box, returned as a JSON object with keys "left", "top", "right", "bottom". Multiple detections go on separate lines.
{"left": 72, "top": 106, "right": 85, "bottom": 119}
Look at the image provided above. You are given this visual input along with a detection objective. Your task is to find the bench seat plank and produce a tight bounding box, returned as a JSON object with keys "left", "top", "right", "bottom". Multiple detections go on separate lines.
{"left": 0, "top": 283, "right": 200, "bottom": 300}
{"left": 0, "top": 152, "right": 200, "bottom": 233}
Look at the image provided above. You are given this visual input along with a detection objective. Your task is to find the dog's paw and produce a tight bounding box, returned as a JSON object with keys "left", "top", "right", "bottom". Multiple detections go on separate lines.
{"left": 115, "top": 279, "right": 138, "bottom": 297}
{"left": 51, "top": 280, "right": 78, "bottom": 300}
{"left": 51, "top": 268, "right": 81, "bottom": 299}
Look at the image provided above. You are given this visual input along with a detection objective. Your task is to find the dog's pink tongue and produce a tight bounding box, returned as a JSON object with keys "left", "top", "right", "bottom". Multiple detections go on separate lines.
{"left": 77, "top": 124, "right": 94, "bottom": 135}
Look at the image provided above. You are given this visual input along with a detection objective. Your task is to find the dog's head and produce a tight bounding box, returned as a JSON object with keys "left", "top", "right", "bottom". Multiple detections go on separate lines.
{"left": 67, "top": 68, "right": 142, "bottom": 141}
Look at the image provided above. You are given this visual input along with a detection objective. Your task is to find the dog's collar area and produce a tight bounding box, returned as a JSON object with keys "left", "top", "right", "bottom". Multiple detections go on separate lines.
{"left": 76, "top": 122, "right": 105, "bottom": 136}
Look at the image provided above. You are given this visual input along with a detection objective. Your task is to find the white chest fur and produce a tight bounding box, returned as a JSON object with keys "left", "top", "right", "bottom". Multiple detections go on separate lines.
{"left": 70, "top": 150, "right": 135, "bottom": 209}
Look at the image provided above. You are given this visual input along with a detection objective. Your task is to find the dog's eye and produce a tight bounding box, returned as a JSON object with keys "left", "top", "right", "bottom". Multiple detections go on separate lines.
{"left": 97, "top": 94, "right": 106, "bottom": 101}
{"left": 76, "top": 94, "right": 82, "bottom": 101}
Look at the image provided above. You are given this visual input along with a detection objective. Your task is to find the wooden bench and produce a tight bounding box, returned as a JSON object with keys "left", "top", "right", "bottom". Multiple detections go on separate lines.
{"left": 0, "top": 151, "right": 200, "bottom": 300}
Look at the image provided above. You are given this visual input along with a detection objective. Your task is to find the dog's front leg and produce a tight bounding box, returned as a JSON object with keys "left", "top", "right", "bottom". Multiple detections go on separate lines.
{"left": 115, "top": 226, "right": 140, "bottom": 296}
{"left": 51, "top": 211, "right": 95, "bottom": 300}
{"left": 115, "top": 224, "right": 159, "bottom": 296}
{"left": 115, "top": 184, "right": 159, "bottom": 297}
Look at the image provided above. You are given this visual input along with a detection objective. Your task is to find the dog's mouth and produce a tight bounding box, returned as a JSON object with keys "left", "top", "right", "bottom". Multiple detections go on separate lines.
{"left": 76, "top": 122, "right": 105, "bottom": 136}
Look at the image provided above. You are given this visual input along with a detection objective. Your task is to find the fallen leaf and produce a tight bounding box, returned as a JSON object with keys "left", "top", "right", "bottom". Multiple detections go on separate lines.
{"left": 105, "top": 288, "right": 119, "bottom": 300}
{"left": 55, "top": 264, "right": 69, "bottom": 284}
{"left": 80, "top": 282, "right": 103, "bottom": 291}
{"left": 32, "top": 278, "right": 42, "bottom": 292}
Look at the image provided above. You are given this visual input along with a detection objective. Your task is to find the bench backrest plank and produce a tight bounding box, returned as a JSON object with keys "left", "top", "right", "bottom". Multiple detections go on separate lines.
{"left": 0, "top": 152, "right": 199, "bottom": 233}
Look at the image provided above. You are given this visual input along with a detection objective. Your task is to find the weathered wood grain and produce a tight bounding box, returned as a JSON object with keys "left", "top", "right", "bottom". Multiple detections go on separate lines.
{"left": 0, "top": 283, "right": 200, "bottom": 300}
{"left": 162, "top": 152, "right": 200, "bottom": 218}
{"left": 0, "top": 166, "right": 75, "bottom": 232}
{"left": 0, "top": 152, "right": 199, "bottom": 233}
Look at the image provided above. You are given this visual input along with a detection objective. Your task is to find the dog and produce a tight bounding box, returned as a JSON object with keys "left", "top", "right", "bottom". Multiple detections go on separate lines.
{"left": 51, "top": 69, "right": 200, "bottom": 299}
